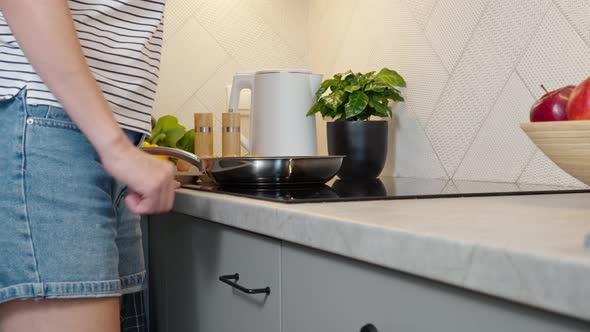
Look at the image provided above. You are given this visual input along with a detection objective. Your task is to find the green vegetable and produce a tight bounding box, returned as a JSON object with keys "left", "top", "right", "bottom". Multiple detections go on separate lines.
{"left": 307, "top": 68, "right": 406, "bottom": 121}
{"left": 147, "top": 115, "right": 186, "bottom": 148}
{"left": 147, "top": 115, "right": 196, "bottom": 156}
{"left": 176, "top": 129, "right": 195, "bottom": 153}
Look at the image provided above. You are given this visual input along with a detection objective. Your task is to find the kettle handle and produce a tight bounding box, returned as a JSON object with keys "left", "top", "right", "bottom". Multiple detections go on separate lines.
{"left": 228, "top": 73, "right": 255, "bottom": 153}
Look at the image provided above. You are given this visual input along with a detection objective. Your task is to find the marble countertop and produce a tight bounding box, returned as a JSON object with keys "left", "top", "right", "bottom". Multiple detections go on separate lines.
{"left": 172, "top": 188, "right": 590, "bottom": 321}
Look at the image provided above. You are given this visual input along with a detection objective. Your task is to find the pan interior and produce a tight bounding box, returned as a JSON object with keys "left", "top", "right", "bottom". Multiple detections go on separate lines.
{"left": 203, "top": 156, "right": 343, "bottom": 186}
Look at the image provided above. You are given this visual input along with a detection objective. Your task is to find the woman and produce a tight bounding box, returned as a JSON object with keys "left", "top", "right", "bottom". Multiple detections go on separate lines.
{"left": 0, "top": 1, "right": 177, "bottom": 331}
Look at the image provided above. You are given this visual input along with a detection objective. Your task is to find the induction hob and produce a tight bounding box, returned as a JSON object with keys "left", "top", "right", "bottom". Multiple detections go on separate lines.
{"left": 182, "top": 177, "right": 590, "bottom": 204}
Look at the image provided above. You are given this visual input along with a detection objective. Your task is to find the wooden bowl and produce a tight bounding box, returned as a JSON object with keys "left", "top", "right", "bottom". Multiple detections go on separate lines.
{"left": 520, "top": 120, "right": 590, "bottom": 185}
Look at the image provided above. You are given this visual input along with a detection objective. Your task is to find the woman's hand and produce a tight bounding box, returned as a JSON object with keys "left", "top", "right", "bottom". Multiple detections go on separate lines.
{"left": 101, "top": 136, "right": 180, "bottom": 215}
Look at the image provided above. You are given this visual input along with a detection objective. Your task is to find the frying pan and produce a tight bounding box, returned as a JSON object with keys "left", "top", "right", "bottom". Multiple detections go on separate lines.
{"left": 142, "top": 147, "right": 343, "bottom": 187}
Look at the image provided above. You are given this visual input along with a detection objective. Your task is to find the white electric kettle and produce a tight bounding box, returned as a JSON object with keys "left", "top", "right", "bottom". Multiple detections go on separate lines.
{"left": 228, "top": 70, "right": 322, "bottom": 156}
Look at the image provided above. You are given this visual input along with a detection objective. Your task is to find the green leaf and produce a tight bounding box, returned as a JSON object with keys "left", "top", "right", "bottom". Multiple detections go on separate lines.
{"left": 163, "top": 127, "right": 186, "bottom": 148}
{"left": 344, "top": 91, "right": 369, "bottom": 119}
{"left": 315, "top": 79, "right": 336, "bottom": 99}
{"left": 344, "top": 84, "right": 361, "bottom": 93}
{"left": 176, "top": 129, "right": 195, "bottom": 153}
{"left": 344, "top": 72, "right": 357, "bottom": 85}
{"left": 322, "top": 90, "right": 348, "bottom": 111}
{"left": 152, "top": 115, "right": 180, "bottom": 135}
{"left": 320, "top": 102, "right": 334, "bottom": 117}
{"left": 149, "top": 133, "right": 166, "bottom": 145}
{"left": 342, "top": 71, "right": 375, "bottom": 93}
{"left": 384, "top": 88, "right": 405, "bottom": 102}
{"left": 357, "top": 71, "right": 375, "bottom": 87}
{"left": 386, "top": 86, "right": 402, "bottom": 95}
{"left": 309, "top": 98, "right": 335, "bottom": 119}
{"left": 308, "top": 100, "right": 333, "bottom": 118}
{"left": 306, "top": 101, "right": 321, "bottom": 116}
{"left": 369, "top": 99, "right": 391, "bottom": 117}
{"left": 375, "top": 68, "right": 406, "bottom": 87}
{"left": 319, "top": 98, "right": 335, "bottom": 117}
{"left": 342, "top": 70, "right": 353, "bottom": 78}
{"left": 149, "top": 115, "right": 186, "bottom": 148}
{"left": 365, "top": 82, "right": 389, "bottom": 92}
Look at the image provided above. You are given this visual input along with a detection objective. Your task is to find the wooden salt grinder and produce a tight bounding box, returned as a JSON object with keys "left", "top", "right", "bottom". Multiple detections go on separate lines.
{"left": 222, "top": 112, "right": 241, "bottom": 157}
{"left": 194, "top": 113, "right": 213, "bottom": 157}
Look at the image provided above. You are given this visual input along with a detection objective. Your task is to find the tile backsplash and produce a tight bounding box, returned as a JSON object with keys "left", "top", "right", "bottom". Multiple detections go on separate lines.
{"left": 154, "top": 0, "right": 590, "bottom": 187}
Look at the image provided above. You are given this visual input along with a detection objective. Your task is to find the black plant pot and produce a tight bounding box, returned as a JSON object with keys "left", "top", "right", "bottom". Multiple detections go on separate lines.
{"left": 327, "top": 120, "right": 388, "bottom": 180}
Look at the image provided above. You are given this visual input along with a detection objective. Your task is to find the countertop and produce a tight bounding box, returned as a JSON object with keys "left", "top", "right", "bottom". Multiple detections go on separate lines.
{"left": 171, "top": 187, "right": 590, "bottom": 321}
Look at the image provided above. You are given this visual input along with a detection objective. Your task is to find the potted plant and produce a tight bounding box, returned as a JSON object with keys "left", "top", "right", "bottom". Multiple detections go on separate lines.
{"left": 307, "top": 68, "right": 406, "bottom": 179}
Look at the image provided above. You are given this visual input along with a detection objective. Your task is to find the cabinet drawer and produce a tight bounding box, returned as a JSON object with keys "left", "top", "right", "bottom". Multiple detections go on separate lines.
{"left": 281, "top": 242, "right": 590, "bottom": 332}
{"left": 149, "top": 212, "right": 281, "bottom": 332}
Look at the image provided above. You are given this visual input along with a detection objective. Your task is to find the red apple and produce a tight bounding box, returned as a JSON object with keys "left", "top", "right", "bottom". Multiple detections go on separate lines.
{"left": 566, "top": 77, "right": 590, "bottom": 120}
{"left": 530, "top": 85, "right": 575, "bottom": 122}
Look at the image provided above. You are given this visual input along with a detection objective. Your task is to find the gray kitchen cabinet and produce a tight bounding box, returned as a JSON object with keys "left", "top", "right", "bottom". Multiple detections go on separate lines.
{"left": 149, "top": 212, "right": 281, "bottom": 332}
{"left": 149, "top": 214, "right": 589, "bottom": 332}
{"left": 281, "top": 242, "right": 590, "bottom": 332}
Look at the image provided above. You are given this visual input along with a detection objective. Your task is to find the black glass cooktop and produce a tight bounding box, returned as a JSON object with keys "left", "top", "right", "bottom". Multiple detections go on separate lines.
{"left": 182, "top": 177, "right": 590, "bottom": 204}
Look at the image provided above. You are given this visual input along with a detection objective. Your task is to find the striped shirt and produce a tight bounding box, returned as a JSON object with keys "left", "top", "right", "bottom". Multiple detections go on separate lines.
{"left": 0, "top": 0, "right": 165, "bottom": 135}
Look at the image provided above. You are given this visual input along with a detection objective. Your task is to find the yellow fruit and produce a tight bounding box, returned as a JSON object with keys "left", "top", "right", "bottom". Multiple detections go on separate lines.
{"left": 141, "top": 141, "right": 169, "bottom": 160}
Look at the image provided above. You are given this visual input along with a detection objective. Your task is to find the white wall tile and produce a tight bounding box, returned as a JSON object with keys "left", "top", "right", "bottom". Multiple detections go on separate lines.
{"left": 196, "top": 60, "right": 242, "bottom": 115}
{"left": 173, "top": 95, "right": 210, "bottom": 130}
{"left": 390, "top": 177, "right": 448, "bottom": 195}
{"left": 236, "top": 26, "right": 304, "bottom": 69}
{"left": 453, "top": 180, "right": 520, "bottom": 194}
{"left": 390, "top": 103, "right": 448, "bottom": 179}
{"left": 153, "top": 18, "right": 228, "bottom": 117}
{"left": 403, "top": 0, "right": 438, "bottom": 30}
{"left": 193, "top": 0, "right": 302, "bottom": 70}
{"left": 517, "top": 3, "right": 590, "bottom": 98}
{"left": 282, "top": 0, "right": 310, "bottom": 59}
{"left": 517, "top": 150, "right": 587, "bottom": 188}
{"left": 307, "top": 0, "right": 329, "bottom": 25}
{"left": 517, "top": 183, "right": 585, "bottom": 192}
{"left": 552, "top": 0, "right": 590, "bottom": 47}
{"left": 441, "top": 181, "right": 459, "bottom": 194}
{"left": 161, "top": 0, "right": 202, "bottom": 41}
{"left": 425, "top": 0, "right": 550, "bottom": 177}
{"left": 425, "top": 0, "right": 489, "bottom": 72}
{"left": 193, "top": 0, "right": 264, "bottom": 59}
{"left": 368, "top": 0, "right": 449, "bottom": 127}
{"left": 247, "top": 0, "right": 309, "bottom": 60}
{"left": 329, "top": 0, "right": 387, "bottom": 74}
{"left": 246, "top": 0, "right": 284, "bottom": 32}
{"left": 453, "top": 74, "right": 537, "bottom": 182}
{"left": 308, "top": 0, "right": 358, "bottom": 74}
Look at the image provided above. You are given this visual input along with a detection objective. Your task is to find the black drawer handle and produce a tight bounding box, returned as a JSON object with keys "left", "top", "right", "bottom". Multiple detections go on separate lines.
{"left": 219, "top": 273, "right": 271, "bottom": 295}
{"left": 361, "top": 324, "right": 378, "bottom": 332}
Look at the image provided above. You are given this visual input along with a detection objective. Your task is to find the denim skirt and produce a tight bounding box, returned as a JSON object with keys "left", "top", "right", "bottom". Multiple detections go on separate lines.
{"left": 0, "top": 89, "right": 146, "bottom": 303}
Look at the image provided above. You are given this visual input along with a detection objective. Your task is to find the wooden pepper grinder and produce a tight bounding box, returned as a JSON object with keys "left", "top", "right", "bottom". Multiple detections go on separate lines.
{"left": 222, "top": 112, "right": 241, "bottom": 157}
{"left": 194, "top": 113, "right": 213, "bottom": 157}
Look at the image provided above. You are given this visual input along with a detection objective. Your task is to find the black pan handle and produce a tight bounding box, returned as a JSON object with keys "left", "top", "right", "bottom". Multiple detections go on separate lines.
{"left": 219, "top": 273, "right": 270, "bottom": 295}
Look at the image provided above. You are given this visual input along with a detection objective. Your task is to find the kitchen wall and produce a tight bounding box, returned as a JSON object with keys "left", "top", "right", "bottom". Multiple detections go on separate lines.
{"left": 154, "top": 0, "right": 590, "bottom": 187}
{"left": 153, "top": 0, "right": 308, "bottom": 156}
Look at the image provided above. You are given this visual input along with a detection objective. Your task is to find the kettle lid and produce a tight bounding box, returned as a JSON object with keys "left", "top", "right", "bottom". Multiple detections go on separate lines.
{"left": 256, "top": 69, "right": 312, "bottom": 74}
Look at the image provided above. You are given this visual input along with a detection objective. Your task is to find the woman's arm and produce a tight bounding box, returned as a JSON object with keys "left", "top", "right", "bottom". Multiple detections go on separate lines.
{"left": 0, "top": 0, "right": 178, "bottom": 214}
